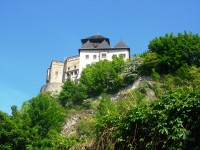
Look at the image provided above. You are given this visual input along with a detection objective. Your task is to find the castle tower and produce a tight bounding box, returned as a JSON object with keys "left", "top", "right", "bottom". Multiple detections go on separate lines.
{"left": 47, "top": 61, "right": 64, "bottom": 83}
{"left": 40, "top": 61, "right": 64, "bottom": 93}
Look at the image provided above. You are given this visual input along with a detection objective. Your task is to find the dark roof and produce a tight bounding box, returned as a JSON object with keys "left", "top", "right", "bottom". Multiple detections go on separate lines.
{"left": 97, "top": 40, "right": 111, "bottom": 48}
{"left": 81, "top": 34, "right": 110, "bottom": 45}
{"left": 86, "top": 35, "right": 107, "bottom": 39}
{"left": 114, "top": 40, "right": 129, "bottom": 48}
{"left": 81, "top": 41, "right": 94, "bottom": 49}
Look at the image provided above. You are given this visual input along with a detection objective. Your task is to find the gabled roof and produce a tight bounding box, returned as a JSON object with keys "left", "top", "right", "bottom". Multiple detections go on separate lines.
{"left": 81, "top": 34, "right": 110, "bottom": 45}
{"left": 97, "top": 40, "right": 111, "bottom": 48}
{"left": 114, "top": 40, "right": 129, "bottom": 48}
{"left": 81, "top": 41, "right": 94, "bottom": 49}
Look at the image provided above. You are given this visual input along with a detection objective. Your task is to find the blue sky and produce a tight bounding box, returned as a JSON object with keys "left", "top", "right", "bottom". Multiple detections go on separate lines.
{"left": 0, "top": 0, "right": 200, "bottom": 114}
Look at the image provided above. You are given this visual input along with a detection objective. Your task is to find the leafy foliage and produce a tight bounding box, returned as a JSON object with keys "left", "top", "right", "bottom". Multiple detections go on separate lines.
{"left": 59, "top": 79, "right": 88, "bottom": 108}
{"left": 0, "top": 111, "right": 16, "bottom": 149}
{"left": 112, "top": 54, "right": 126, "bottom": 73}
{"left": 96, "top": 94, "right": 118, "bottom": 119}
{"left": 0, "top": 93, "right": 67, "bottom": 149}
{"left": 79, "top": 55, "right": 141, "bottom": 97}
{"left": 79, "top": 57, "right": 125, "bottom": 97}
{"left": 115, "top": 88, "right": 200, "bottom": 150}
{"left": 27, "top": 93, "right": 66, "bottom": 137}
{"left": 122, "top": 56, "right": 142, "bottom": 85}
{"left": 92, "top": 86, "right": 200, "bottom": 150}
{"left": 141, "top": 32, "right": 200, "bottom": 75}
{"left": 139, "top": 52, "right": 160, "bottom": 75}
{"left": 1, "top": 32, "right": 200, "bottom": 150}
{"left": 94, "top": 94, "right": 119, "bottom": 149}
{"left": 151, "top": 68, "right": 160, "bottom": 81}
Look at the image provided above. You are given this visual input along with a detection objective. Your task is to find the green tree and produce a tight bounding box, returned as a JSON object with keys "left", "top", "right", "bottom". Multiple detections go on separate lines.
{"left": 0, "top": 106, "right": 32, "bottom": 150}
{"left": 142, "top": 32, "right": 200, "bottom": 74}
{"left": 27, "top": 93, "right": 66, "bottom": 137}
{"left": 139, "top": 52, "right": 160, "bottom": 75}
{"left": 79, "top": 59, "right": 123, "bottom": 97}
{"left": 59, "top": 79, "right": 88, "bottom": 107}
{"left": 112, "top": 54, "right": 126, "bottom": 73}
{"left": 0, "top": 111, "right": 15, "bottom": 149}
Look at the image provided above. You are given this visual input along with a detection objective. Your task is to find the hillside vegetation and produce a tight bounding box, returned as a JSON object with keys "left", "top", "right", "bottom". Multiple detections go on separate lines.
{"left": 1, "top": 31, "right": 200, "bottom": 150}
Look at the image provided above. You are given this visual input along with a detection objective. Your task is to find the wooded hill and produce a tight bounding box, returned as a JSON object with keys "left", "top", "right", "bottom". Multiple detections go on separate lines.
{"left": 1, "top": 31, "right": 200, "bottom": 150}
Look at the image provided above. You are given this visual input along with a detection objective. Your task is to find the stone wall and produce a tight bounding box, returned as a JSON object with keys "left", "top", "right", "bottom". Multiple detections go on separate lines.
{"left": 63, "top": 56, "right": 80, "bottom": 82}
{"left": 48, "top": 61, "right": 64, "bottom": 83}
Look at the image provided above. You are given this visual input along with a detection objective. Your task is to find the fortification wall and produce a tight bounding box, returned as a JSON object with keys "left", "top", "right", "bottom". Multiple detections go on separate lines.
{"left": 48, "top": 61, "right": 64, "bottom": 83}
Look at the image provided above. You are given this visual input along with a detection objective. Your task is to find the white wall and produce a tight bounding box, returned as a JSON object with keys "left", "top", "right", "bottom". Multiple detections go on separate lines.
{"left": 78, "top": 49, "right": 129, "bottom": 78}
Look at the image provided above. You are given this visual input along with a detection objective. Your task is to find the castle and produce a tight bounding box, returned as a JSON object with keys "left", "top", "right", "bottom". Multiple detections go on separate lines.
{"left": 40, "top": 35, "right": 130, "bottom": 93}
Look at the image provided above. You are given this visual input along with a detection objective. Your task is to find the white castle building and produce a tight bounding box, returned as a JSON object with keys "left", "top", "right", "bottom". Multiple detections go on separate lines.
{"left": 40, "top": 35, "right": 130, "bottom": 93}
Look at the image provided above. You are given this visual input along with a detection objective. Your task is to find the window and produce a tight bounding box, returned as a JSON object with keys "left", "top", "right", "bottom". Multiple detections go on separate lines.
{"left": 55, "top": 71, "right": 58, "bottom": 75}
{"left": 68, "top": 67, "right": 70, "bottom": 70}
{"left": 86, "top": 55, "right": 89, "bottom": 59}
{"left": 93, "top": 55, "right": 97, "bottom": 59}
{"left": 74, "top": 66, "right": 76, "bottom": 69}
{"left": 67, "top": 73, "right": 70, "bottom": 77}
{"left": 102, "top": 53, "right": 106, "bottom": 58}
{"left": 74, "top": 71, "right": 77, "bottom": 75}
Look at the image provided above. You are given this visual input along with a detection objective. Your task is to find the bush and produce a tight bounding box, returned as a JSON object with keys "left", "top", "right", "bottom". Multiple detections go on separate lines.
{"left": 122, "top": 56, "right": 142, "bottom": 85}
{"left": 115, "top": 88, "right": 200, "bottom": 149}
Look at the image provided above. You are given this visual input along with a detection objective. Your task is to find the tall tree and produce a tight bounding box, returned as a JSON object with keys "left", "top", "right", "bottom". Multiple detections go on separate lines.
{"left": 27, "top": 93, "right": 66, "bottom": 137}
{"left": 79, "top": 59, "right": 123, "bottom": 97}
{"left": 0, "top": 94, "right": 67, "bottom": 149}
{"left": 142, "top": 32, "right": 200, "bottom": 74}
